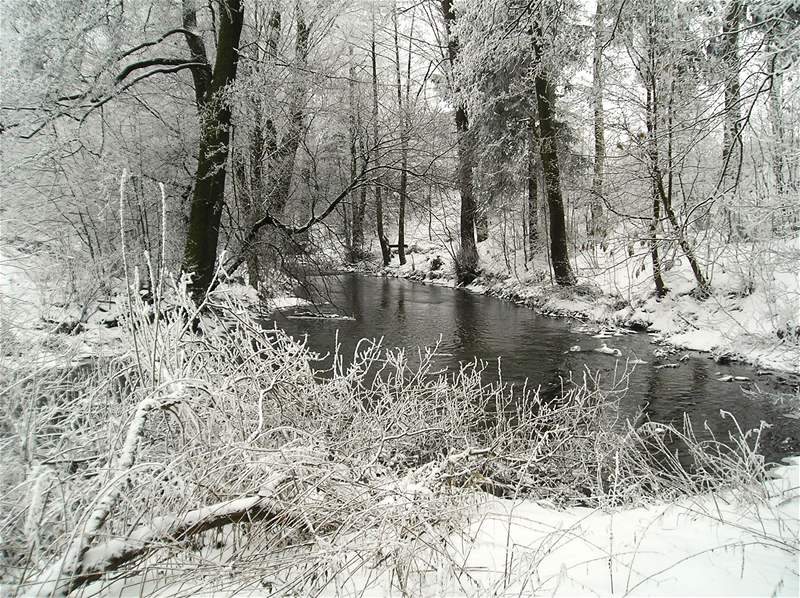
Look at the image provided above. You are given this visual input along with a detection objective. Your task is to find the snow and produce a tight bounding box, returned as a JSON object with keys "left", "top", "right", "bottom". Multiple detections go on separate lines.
{"left": 0, "top": 245, "right": 126, "bottom": 366}
{"left": 266, "top": 296, "right": 312, "bottom": 310}
{"left": 31, "top": 457, "right": 797, "bottom": 597}
{"left": 452, "top": 460, "right": 798, "bottom": 596}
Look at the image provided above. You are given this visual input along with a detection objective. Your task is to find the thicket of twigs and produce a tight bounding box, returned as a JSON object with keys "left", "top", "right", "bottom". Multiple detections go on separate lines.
{"left": 0, "top": 283, "right": 773, "bottom": 597}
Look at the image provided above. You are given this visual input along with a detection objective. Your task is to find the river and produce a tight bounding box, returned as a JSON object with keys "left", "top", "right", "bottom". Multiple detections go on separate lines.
{"left": 266, "top": 274, "right": 800, "bottom": 464}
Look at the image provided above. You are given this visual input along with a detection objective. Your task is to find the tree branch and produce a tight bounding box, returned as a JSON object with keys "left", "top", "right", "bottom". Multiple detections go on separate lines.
{"left": 182, "top": 0, "right": 212, "bottom": 107}
{"left": 219, "top": 168, "right": 380, "bottom": 282}
{"left": 26, "top": 480, "right": 285, "bottom": 598}
{"left": 114, "top": 57, "right": 211, "bottom": 85}
{"left": 117, "top": 28, "right": 201, "bottom": 62}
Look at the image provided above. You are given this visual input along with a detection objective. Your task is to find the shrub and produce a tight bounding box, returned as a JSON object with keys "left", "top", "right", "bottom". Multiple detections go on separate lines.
{"left": 0, "top": 287, "right": 772, "bottom": 596}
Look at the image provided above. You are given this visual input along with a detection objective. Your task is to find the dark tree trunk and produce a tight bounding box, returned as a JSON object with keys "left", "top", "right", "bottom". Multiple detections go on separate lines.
{"left": 233, "top": 147, "right": 260, "bottom": 290}
{"left": 720, "top": 0, "right": 744, "bottom": 240}
{"left": 534, "top": 74, "right": 576, "bottom": 286}
{"left": 527, "top": 116, "right": 539, "bottom": 254}
{"left": 393, "top": 3, "right": 407, "bottom": 266}
{"left": 645, "top": 69, "right": 667, "bottom": 297}
{"left": 441, "top": 0, "right": 478, "bottom": 281}
{"left": 247, "top": 122, "right": 264, "bottom": 289}
{"left": 454, "top": 106, "right": 478, "bottom": 279}
{"left": 182, "top": 0, "right": 244, "bottom": 301}
{"left": 348, "top": 48, "right": 367, "bottom": 260}
{"left": 766, "top": 31, "right": 785, "bottom": 195}
{"left": 181, "top": 0, "right": 211, "bottom": 109}
{"left": 721, "top": 0, "right": 743, "bottom": 176}
{"left": 476, "top": 210, "right": 488, "bottom": 243}
{"left": 371, "top": 17, "right": 391, "bottom": 266}
{"left": 591, "top": 0, "right": 606, "bottom": 240}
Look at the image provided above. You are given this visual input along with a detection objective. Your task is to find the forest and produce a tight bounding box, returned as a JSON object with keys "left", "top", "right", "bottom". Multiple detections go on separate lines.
{"left": 0, "top": 0, "right": 798, "bottom": 596}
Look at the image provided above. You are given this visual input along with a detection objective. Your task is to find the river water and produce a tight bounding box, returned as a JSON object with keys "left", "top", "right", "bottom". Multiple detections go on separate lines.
{"left": 267, "top": 274, "right": 800, "bottom": 464}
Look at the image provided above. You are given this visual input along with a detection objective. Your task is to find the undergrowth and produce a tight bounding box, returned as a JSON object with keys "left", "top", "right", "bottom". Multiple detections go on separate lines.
{"left": 0, "top": 279, "right": 781, "bottom": 597}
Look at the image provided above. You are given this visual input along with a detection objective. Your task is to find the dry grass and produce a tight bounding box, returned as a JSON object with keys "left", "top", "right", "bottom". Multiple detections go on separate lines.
{"left": 0, "top": 280, "right": 775, "bottom": 597}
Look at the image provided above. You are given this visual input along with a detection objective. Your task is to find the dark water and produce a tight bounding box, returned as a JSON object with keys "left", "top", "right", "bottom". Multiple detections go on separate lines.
{"left": 267, "top": 274, "right": 800, "bottom": 464}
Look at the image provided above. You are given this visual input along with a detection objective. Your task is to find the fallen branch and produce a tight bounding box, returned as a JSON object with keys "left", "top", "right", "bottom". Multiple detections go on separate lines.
{"left": 24, "top": 476, "right": 286, "bottom": 597}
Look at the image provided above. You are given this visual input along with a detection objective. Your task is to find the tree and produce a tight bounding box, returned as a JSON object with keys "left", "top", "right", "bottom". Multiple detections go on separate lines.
{"left": 591, "top": 0, "right": 607, "bottom": 241}
{"left": 441, "top": 0, "right": 479, "bottom": 282}
{"left": 371, "top": 10, "right": 392, "bottom": 266}
{"left": 182, "top": 0, "right": 245, "bottom": 301}
{"left": 532, "top": 56, "right": 577, "bottom": 286}
{"left": 392, "top": 1, "right": 409, "bottom": 266}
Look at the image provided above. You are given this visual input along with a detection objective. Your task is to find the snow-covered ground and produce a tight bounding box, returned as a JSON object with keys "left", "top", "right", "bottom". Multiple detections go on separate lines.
{"left": 0, "top": 245, "right": 126, "bottom": 366}
{"left": 451, "top": 458, "right": 798, "bottom": 597}
{"left": 35, "top": 456, "right": 799, "bottom": 597}
{"left": 3, "top": 235, "right": 798, "bottom": 598}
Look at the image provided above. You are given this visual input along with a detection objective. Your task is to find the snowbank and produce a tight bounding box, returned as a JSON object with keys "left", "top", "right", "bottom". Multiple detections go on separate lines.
{"left": 454, "top": 457, "right": 799, "bottom": 596}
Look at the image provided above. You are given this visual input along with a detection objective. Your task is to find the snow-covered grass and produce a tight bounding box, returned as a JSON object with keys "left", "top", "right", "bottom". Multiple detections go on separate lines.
{"left": 347, "top": 215, "right": 800, "bottom": 373}
{"left": 2, "top": 287, "right": 797, "bottom": 597}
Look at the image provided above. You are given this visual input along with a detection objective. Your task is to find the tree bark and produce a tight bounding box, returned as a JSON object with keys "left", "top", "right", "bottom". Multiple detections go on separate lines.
{"left": 393, "top": 2, "right": 408, "bottom": 266}
{"left": 527, "top": 115, "right": 539, "bottom": 255}
{"left": 371, "top": 14, "right": 391, "bottom": 266}
{"left": 348, "top": 47, "right": 367, "bottom": 260}
{"left": 590, "top": 0, "right": 606, "bottom": 241}
{"left": 645, "top": 61, "right": 667, "bottom": 297}
{"left": 182, "top": 0, "right": 245, "bottom": 301}
{"left": 721, "top": 0, "right": 743, "bottom": 176}
{"left": 534, "top": 73, "right": 576, "bottom": 286}
{"left": 348, "top": 47, "right": 359, "bottom": 259}
{"left": 441, "top": 0, "right": 478, "bottom": 281}
{"left": 766, "top": 31, "right": 785, "bottom": 195}
{"left": 264, "top": 7, "right": 308, "bottom": 219}
{"left": 181, "top": 0, "right": 211, "bottom": 110}
{"left": 476, "top": 211, "right": 489, "bottom": 243}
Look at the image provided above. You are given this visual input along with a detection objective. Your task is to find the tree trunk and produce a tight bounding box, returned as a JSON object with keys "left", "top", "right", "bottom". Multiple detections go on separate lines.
{"left": 721, "top": 0, "right": 743, "bottom": 177}
{"left": 349, "top": 48, "right": 367, "bottom": 260}
{"left": 527, "top": 115, "right": 539, "bottom": 255}
{"left": 441, "top": 0, "right": 478, "bottom": 281}
{"left": 767, "top": 32, "right": 785, "bottom": 195}
{"left": 347, "top": 47, "right": 359, "bottom": 260}
{"left": 534, "top": 73, "right": 576, "bottom": 286}
{"left": 476, "top": 210, "right": 489, "bottom": 243}
{"left": 371, "top": 14, "right": 391, "bottom": 266}
{"left": 181, "top": 0, "right": 211, "bottom": 110}
{"left": 645, "top": 67, "right": 667, "bottom": 297}
{"left": 643, "top": 36, "right": 708, "bottom": 297}
{"left": 353, "top": 140, "right": 368, "bottom": 259}
{"left": 233, "top": 149, "right": 260, "bottom": 289}
{"left": 393, "top": 2, "right": 407, "bottom": 266}
{"left": 264, "top": 7, "right": 308, "bottom": 219}
{"left": 182, "top": 0, "right": 245, "bottom": 301}
{"left": 590, "top": 0, "right": 606, "bottom": 241}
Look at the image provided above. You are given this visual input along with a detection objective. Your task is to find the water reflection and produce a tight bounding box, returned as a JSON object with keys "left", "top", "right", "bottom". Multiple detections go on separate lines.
{"left": 270, "top": 274, "right": 799, "bottom": 463}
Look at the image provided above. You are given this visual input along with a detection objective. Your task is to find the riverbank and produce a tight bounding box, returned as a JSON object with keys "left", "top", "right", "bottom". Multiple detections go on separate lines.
{"left": 3, "top": 244, "right": 798, "bottom": 597}
{"left": 344, "top": 235, "right": 800, "bottom": 375}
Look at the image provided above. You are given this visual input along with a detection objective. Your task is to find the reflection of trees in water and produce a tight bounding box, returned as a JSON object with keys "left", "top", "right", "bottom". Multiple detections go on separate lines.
{"left": 269, "top": 275, "right": 800, "bottom": 465}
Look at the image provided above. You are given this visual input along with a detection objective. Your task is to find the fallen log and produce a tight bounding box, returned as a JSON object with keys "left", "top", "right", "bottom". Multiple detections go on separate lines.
{"left": 23, "top": 476, "right": 285, "bottom": 597}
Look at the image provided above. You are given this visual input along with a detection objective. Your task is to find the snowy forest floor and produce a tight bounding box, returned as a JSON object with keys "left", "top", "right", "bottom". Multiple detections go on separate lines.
{"left": 343, "top": 226, "right": 800, "bottom": 375}
{"left": 2, "top": 236, "right": 800, "bottom": 597}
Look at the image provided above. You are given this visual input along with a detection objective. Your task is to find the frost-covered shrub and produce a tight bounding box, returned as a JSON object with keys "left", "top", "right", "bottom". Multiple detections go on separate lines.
{"left": 0, "top": 289, "right": 771, "bottom": 596}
